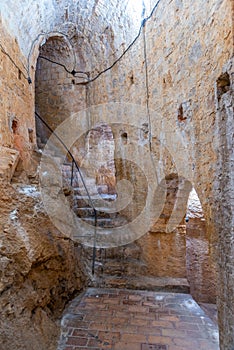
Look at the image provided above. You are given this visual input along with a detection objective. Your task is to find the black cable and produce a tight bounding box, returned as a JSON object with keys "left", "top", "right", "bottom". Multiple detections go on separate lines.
{"left": 0, "top": 1, "right": 162, "bottom": 86}
{"left": 77, "top": 0, "right": 162, "bottom": 85}
{"left": 0, "top": 43, "right": 29, "bottom": 82}
{"left": 35, "top": 111, "right": 97, "bottom": 213}
{"left": 142, "top": 16, "right": 160, "bottom": 189}
{"left": 37, "top": 24, "right": 143, "bottom": 84}
{"left": 27, "top": 31, "right": 77, "bottom": 77}
{"left": 34, "top": 0, "right": 162, "bottom": 85}
{"left": 85, "top": 26, "right": 143, "bottom": 84}
{"left": 143, "top": 25, "right": 152, "bottom": 151}
{"left": 38, "top": 55, "right": 72, "bottom": 74}
{"left": 38, "top": 55, "right": 89, "bottom": 79}
{"left": 35, "top": 110, "right": 98, "bottom": 274}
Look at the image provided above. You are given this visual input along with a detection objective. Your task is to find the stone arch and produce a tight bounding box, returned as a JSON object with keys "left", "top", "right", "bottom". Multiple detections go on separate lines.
{"left": 28, "top": 31, "right": 76, "bottom": 81}
{"left": 34, "top": 34, "right": 78, "bottom": 148}
{"left": 71, "top": 121, "right": 117, "bottom": 196}
{"left": 186, "top": 187, "right": 217, "bottom": 303}
{"left": 137, "top": 173, "right": 190, "bottom": 279}
{"left": 136, "top": 174, "right": 217, "bottom": 304}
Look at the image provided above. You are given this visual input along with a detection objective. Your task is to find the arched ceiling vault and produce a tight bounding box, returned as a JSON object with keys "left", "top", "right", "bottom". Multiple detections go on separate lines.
{"left": 0, "top": 0, "right": 153, "bottom": 77}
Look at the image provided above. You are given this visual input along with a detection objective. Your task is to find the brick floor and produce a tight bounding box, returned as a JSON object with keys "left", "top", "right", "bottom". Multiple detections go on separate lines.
{"left": 57, "top": 288, "right": 219, "bottom": 350}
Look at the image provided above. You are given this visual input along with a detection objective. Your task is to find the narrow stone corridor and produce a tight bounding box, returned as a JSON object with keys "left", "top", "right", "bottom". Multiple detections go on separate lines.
{"left": 58, "top": 288, "right": 219, "bottom": 350}
{"left": 0, "top": 1, "right": 233, "bottom": 349}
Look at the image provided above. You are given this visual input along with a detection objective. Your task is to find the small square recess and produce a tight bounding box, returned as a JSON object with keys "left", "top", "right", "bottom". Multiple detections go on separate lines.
{"left": 141, "top": 344, "right": 168, "bottom": 350}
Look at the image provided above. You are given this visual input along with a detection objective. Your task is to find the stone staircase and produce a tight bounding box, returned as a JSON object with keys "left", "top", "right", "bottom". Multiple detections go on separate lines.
{"left": 79, "top": 243, "right": 190, "bottom": 294}
{"left": 33, "top": 140, "right": 190, "bottom": 294}
{"left": 34, "top": 138, "right": 127, "bottom": 230}
{"left": 60, "top": 161, "right": 190, "bottom": 294}
{"left": 61, "top": 162, "right": 128, "bottom": 229}
{"left": 60, "top": 161, "right": 149, "bottom": 284}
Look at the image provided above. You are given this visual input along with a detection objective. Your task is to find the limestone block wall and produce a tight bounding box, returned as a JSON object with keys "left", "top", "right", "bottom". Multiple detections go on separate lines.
{"left": 186, "top": 188, "right": 217, "bottom": 303}
{"left": 89, "top": 0, "right": 233, "bottom": 224}
{"left": 87, "top": 0, "right": 233, "bottom": 305}
{"left": 214, "top": 58, "right": 234, "bottom": 350}
{"left": 35, "top": 39, "right": 87, "bottom": 144}
{"left": 0, "top": 0, "right": 233, "bottom": 349}
{"left": 0, "top": 0, "right": 144, "bottom": 77}
{"left": 0, "top": 18, "right": 35, "bottom": 175}
{"left": 0, "top": 180, "right": 86, "bottom": 350}
{"left": 33, "top": 0, "right": 233, "bottom": 308}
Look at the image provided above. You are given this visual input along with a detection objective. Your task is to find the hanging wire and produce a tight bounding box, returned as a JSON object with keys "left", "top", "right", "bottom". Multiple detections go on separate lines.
{"left": 38, "top": 55, "right": 77, "bottom": 75}
{"left": 0, "top": 43, "right": 29, "bottom": 82}
{"left": 38, "top": 55, "right": 90, "bottom": 80}
{"left": 142, "top": 16, "right": 161, "bottom": 189}
{"left": 27, "top": 31, "right": 78, "bottom": 78}
{"left": 34, "top": 0, "right": 162, "bottom": 85}
{"left": 35, "top": 111, "right": 98, "bottom": 274}
{"left": 142, "top": 23, "right": 152, "bottom": 151}
{"left": 0, "top": 1, "right": 162, "bottom": 85}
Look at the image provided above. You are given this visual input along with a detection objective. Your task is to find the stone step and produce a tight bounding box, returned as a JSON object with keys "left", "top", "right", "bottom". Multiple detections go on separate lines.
{"left": 73, "top": 177, "right": 96, "bottom": 186}
{"left": 95, "top": 258, "right": 147, "bottom": 276}
{"left": 0, "top": 147, "right": 20, "bottom": 182}
{"left": 74, "top": 194, "right": 117, "bottom": 201}
{"left": 96, "top": 276, "right": 190, "bottom": 294}
{"left": 74, "top": 184, "right": 109, "bottom": 194}
{"left": 76, "top": 207, "right": 97, "bottom": 217}
{"left": 77, "top": 207, "right": 118, "bottom": 219}
{"left": 80, "top": 217, "right": 114, "bottom": 228}
{"left": 81, "top": 244, "right": 142, "bottom": 270}
{"left": 78, "top": 216, "right": 127, "bottom": 228}
{"left": 41, "top": 151, "right": 63, "bottom": 165}
{"left": 74, "top": 194, "right": 117, "bottom": 207}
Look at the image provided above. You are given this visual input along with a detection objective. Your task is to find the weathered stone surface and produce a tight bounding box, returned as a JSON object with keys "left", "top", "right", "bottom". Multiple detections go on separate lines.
{"left": 0, "top": 180, "right": 86, "bottom": 350}
{"left": 0, "top": 0, "right": 144, "bottom": 63}
{"left": 0, "top": 18, "right": 35, "bottom": 171}
{"left": 186, "top": 189, "right": 217, "bottom": 303}
{"left": 214, "top": 58, "right": 234, "bottom": 350}
{"left": 0, "top": 146, "right": 19, "bottom": 181}
{"left": 0, "top": 0, "right": 233, "bottom": 349}
{"left": 58, "top": 288, "right": 219, "bottom": 350}
{"left": 85, "top": 5, "right": 233, "bottom": 350}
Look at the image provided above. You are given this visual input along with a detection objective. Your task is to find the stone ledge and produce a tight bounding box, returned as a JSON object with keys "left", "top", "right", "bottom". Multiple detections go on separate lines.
{"left": 95, "top": 276, "right": 190, "bottom": 294}
{"left": 0, "top": 146, "right": 20, "bottom": 182}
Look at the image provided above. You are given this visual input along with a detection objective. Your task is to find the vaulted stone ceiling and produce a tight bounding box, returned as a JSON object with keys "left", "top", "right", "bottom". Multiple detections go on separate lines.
{"left": 0, "top": 0, "right": 151, "bottom": 72}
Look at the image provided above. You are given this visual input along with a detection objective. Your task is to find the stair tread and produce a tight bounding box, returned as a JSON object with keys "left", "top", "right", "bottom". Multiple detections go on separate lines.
{"left": 76, "top": 207, "right": 118, "bottom": 213}
{"left": 97, "top": 276, "right": 190, "bottom": 293}
{"left": 80, "top": 217, "right": 114, "bottom": 222}
{"left": 75, "top": 194, "right": 117, "bottom": 199}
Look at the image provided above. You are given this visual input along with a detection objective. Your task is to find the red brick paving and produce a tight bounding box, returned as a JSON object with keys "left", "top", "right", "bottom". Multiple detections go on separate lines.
{"left": 58, "top": 288, "right": 219, "bottom": 350}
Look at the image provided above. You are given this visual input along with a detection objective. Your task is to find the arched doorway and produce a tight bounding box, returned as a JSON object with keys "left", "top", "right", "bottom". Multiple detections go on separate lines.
{"left": 34, "top": 34, "right": 84, "bottom": 148}
{"left": 186, "top": 188, "right": 217, "bottom": 304}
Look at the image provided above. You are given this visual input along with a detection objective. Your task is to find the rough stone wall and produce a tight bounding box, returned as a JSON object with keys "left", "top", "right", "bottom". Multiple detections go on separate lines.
{"left": 0, "top": 1, "right": 233, "bottom": 349}
{"left": 87, "top": 0, "right": 233, "bottom": 305}
{"left": 214, "top": 59, "right": 234, "bottom": 350}
{"left": 138, "top": 175, "right": 188, "bottom": 279}
{"left": 0, "top": 17, "right": 35, "bottom": 175}
{"left": 186, "top": 189, "right": 217, "bottom": 303}
{"left": 186, "top": 217, "right": 217, "bottom": 302}
{"left": 0, "top": 180, "right": 86, "bottom": 350}
{"left": 89, "top": 0, "right": 233, "bottom": 222}
{"left": 0, "top": 12, "right": 89, "bottom": 350}
{"left": 35, "top": 36, "right": 87, "bottom": 145}
{"left": 34, "top": 0, "right": 233, "bottom": 307}
{"left": 0, "top": 0, "right": 145, "bottom": 78}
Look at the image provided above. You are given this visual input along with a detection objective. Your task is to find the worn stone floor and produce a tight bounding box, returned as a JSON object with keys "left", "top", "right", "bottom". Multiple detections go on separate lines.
{"left": 57, "top": 288, "right": 219, "bottom": 350}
